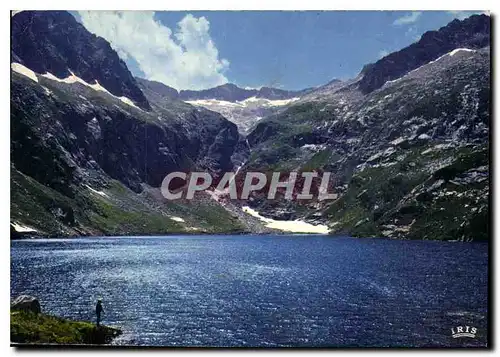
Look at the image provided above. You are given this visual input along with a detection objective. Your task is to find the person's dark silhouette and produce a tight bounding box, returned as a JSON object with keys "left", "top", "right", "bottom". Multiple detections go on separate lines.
{"left": 96, "top": 298, "right": 104, "bottom": 326}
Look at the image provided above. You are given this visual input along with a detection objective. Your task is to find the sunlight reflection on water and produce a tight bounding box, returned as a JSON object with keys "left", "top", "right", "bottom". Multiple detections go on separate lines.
{"left": 11, "top": 235, "right": 488, "bottom": 347}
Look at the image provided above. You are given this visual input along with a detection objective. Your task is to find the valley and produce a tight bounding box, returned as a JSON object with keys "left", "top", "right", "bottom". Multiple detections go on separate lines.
{"left": 10, "top": 11, "right": 490, "bottom": 241}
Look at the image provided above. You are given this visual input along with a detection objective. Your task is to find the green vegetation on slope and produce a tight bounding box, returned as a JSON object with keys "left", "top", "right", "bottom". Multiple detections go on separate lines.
{"left": 301, "top": 148, "right": 335, "bottom": 171}
{"left": 11, "top": 167, "right": 245, "bottom": 237}
{"left": 324, "top": 145, "right": 489, "bottom": 240}
{"left": 10, "top": 311, "right": 121, "bottom": 345}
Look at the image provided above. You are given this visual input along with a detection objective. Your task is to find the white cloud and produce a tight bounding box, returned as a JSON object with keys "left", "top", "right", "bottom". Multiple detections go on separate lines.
{"left": 78, "top": 11, "right": 229, "bottom": 90}
{"left": 393, "top": 11, "right": 422, "bottom": 26}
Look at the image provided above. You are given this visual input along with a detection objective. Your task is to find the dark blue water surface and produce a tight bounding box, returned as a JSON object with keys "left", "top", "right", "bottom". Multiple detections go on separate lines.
{"left": 11, "top": 235, "right": 488, "bottom": 347}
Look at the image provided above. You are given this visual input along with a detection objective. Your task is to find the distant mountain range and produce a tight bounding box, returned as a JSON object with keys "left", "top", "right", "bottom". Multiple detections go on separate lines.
{"left": 180, "top": 83, "right": 314, "bottom": 101}
{"left": 135, "top": 80, "right": 314, "bottom": 102}
{"left": 135, "top": 79, "right": 318, "bottom": 133}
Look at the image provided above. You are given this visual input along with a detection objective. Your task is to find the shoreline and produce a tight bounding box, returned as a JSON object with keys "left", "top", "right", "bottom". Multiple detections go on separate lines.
{"left": 10, "top": 233, "right": 488, "bottom": 243}
{"left": 10, "top": 310, "right": 122, "bottom": 345}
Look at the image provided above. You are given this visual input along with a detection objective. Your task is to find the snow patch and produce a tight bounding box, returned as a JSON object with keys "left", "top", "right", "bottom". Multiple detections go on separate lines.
{"left": 384, "top": 78, "right": 402, "bottom": 86}
{"left": 11, "top": 222, "right": 37, "bottom": 233}
{"left": 384, "top": 147, "right": 396, "bottom": 156}
{"left": 11, "top": 63, "right": 38, "bottom": 83}
{"left": 185, "top": 99, "right": 241, "bottom": 108}
{"left": 384, "top": 48, "right": 476, "bottom": 88}
{"left": 42, "top": 86, "right": 52, "bottom": 96}
{"left": 367, "top": 152, "right": 382, "bottom": 162}
{"left": 85, "top": 185, "right": 109, "bottom": 198}
{"left": 301, "top": 144, "right": 326, "bottom": 152}
{"left": 185, "top": 96, "right": 300, "bottom": 109}
{"left": 42, "top": 71, "right": 141, "bottom": 110}
{"left": 242, "top": 206, "right": 330, "bottom": 234}
{"left": 206, "top": 187, "right": 233, "bottom": 203}
{"left": 421, "top": 143, "right": 451, "bottom": 155}
{"left": 390, "top": 137, "right": 406, "bottom": 146}
{"left": 243, "top": 96, "right": 300, "bottom": 106}
{"left": 413, "top": 48, "right": 476, "bottom": 72}
{"left": 357, "top": 117, "right": 367, "bottom": 126}
{"left": 169, "top": 216, "right": 185, "bottom": 223}
{"left": 118, "top": 96, "right": 137, "bottom": 107}
{"left": 449, "top": 48, "right": 476, "bottom": 56}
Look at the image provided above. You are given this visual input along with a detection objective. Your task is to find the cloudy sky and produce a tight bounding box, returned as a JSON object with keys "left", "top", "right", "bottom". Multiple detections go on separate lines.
{"left": 73, "top": 11, "right": 485, "bottom": 91}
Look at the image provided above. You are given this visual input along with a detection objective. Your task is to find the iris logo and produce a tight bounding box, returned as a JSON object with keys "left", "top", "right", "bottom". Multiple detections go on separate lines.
{"left": 451, "top": 326, "right": 477, "bottom": 338}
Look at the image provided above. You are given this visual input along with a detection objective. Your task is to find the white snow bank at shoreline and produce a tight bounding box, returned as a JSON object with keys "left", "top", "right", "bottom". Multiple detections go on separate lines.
{"left": 242, "top": 206, "right": 330, "bottom": 234}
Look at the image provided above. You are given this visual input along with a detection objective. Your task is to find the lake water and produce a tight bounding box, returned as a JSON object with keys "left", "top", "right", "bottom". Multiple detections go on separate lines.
{"left": 11, "top": 235, "right": 488, "bottom": 347}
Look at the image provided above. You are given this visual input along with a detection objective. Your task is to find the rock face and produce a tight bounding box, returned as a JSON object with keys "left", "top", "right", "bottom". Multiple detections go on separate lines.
{"left": 181, "top": 83, "right": 254, "bottom": 102}
{"left": 358, "top": 14, "right": 490, "bottom": 94}
{"left": 135, "top": 77, "right": 179, "bottom": 100}
{"left": 10, "top": 68, "right": 245, "bottom": 236}
{"left": 10, "top": 11, "right": 247, "bottom": 237}
{"left": 11, "top": 11, "right": 151, "bottom": 110}
{"left": 11, "top": 73, "right": 239, "bottom": 191}
{"left": 11, "top": 295, "right": 41, "bottom": 314}
{"left": 244, "top": 28, "right": 490, "bottom": 241}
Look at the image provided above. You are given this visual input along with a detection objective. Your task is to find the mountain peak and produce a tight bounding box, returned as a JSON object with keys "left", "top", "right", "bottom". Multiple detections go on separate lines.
{"left": 178, "top": 83, "right": 310, "bottom": 102}
{"left": 357, "top": 13, "right": 490, "bottom": 94}
{"left": 11, "top": 10, "right": 151, "bottom": 110}
{"left": 218, "top": 83, "right": 241, "bottom": 89}
{"left": 325, "top": 78, "right": 342, "bottom": 85}
{"left": 135, "top": 77, "right": 179, "bottom": 100}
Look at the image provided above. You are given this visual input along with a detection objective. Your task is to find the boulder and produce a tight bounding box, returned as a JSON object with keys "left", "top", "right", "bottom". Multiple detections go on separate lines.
{"left": 11, "top": 295, "right": 41, "bottom": 314}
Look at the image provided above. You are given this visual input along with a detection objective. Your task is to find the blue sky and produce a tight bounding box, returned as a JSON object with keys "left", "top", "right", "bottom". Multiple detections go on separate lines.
{"left": 73, "top": 11, "right": 484, "bottom": 90}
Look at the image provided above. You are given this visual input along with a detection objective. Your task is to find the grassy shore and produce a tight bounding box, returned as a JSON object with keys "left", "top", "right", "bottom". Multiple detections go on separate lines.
{"left": 11, "top": 310, "right": 122, "bottom": 345}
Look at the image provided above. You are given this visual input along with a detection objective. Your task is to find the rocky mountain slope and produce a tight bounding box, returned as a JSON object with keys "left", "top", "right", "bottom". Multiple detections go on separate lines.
{"left": 179, "top": 83, "right": 312, "bottom": 101}
{"left": 10, "top": 11, "right": 262, "bottom": 237}
{"left": 242, "top": 14, "right": 490, "bottom": 241}
{"left": 12, "top": 11, "right": 151, "bottom": 110}
{"left": 358, "top": 14, "right": 490, "bottom": 94}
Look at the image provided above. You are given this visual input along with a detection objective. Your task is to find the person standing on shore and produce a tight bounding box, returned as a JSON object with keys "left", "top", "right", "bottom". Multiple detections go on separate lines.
{"left": 96, "top": 298, "right": 104, "bottom": 326}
